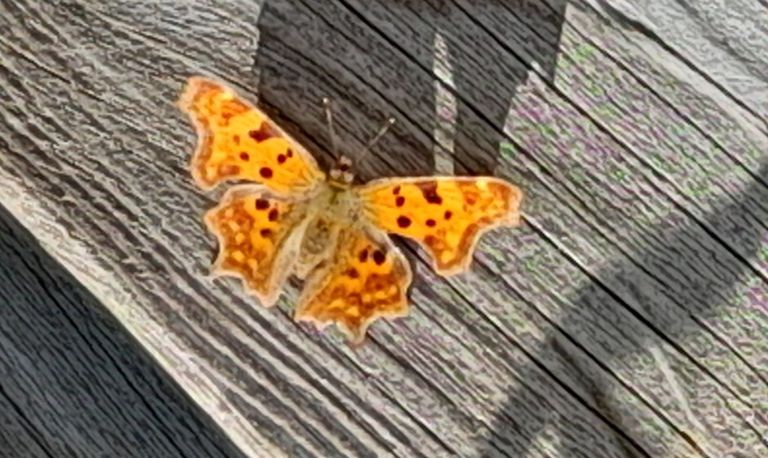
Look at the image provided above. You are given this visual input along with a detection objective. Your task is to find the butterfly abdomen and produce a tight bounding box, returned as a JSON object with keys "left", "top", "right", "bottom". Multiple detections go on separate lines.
{"left": 294, "top": 187, "right": 364, "bottom": 279}
{"left": 295, "top": 215, "right": 336, "bottom": 278}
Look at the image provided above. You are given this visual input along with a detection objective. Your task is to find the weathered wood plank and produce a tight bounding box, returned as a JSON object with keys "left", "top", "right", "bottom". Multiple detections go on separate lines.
{"left": 0, "top": 0, "right": 765, "bottom": 457}
{"left": 0, "top": 388, "right": 51, "bottom": 458}
{"left": 0, "top": 205, "right": 247, "bottom": 458}
{"left": 582, "top": 0, "right": 768, "bottom": 124}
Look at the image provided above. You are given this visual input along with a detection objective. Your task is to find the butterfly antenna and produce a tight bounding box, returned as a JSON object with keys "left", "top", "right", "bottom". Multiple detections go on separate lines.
{"left": 322, "top": 97, "right": 339, "bottom": 158}
{"left": 357, "top": 117, "right": 395, "bottom": 163}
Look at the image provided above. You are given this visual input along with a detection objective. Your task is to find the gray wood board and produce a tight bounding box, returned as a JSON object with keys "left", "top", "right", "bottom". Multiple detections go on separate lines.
{"left": 0, "top": 203, "right": 246, "bottom": 457}
{"left": 0, "top": 0, "right": 766, "bottom": 457}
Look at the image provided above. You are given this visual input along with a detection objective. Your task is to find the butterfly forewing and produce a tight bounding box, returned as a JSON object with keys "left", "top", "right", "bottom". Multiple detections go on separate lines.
{"left": 179, "top": 77, "right": 325, "bottom": 194}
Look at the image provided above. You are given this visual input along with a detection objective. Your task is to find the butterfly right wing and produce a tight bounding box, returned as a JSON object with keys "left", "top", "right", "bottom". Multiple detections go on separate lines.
{"left": 205, "top": 184, "right": 313, "bottom": 306}
{"left": 358, "top": 176, "right": 522, "bottom": 276}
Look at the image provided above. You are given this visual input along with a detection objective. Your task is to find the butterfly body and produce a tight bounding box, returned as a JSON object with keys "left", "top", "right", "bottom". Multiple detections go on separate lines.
{"left": 179, "top": 76, "right": 523, "bottom": 342}
{"left": 293, "top": 183, "right": 363, "bottom": 279}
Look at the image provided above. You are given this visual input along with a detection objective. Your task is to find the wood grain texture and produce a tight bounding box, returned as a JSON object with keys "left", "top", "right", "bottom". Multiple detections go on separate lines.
{"left": 0, "top": 0, "right": 766, "bottom": 457}
{"left": 0, "top": 205, "right": 247, "bottom": 457}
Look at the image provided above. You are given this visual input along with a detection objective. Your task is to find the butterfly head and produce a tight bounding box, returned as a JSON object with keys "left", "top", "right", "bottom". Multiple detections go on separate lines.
{"left": 322, "top": 97, "right": 394, "bottom": 188}
{"left": 328, "top": 155, "right": 355, "bottom": 187}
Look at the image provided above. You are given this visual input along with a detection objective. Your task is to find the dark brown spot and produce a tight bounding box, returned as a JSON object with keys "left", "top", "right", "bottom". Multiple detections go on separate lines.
{"left": 397, "top": 215, "right": 411, "bottom": 228}
{"left": 358, "top": 249, "right": 369, "bottom": 263}
{"left": 233, "top": 135, "right": 241, "bottom": 144}
{"left": 277, "top": 154, "right": 286, "bottom": 164}
{"left": 418, "top": 182, "right": 442, "bottom": 205}
{"left": 259, "top": 167, "right": 273, "bottom": 178}
{"left": 239, "top": 151, "right": 250, "bottom": 161}
{"left": 346, "top": 268, "right": 360, "bottom": 279}
{"left": 465, "top": 193, "right": 478, "bottom": 205}
{"left": 426, "top": 218, "right": 436, "bottom": 227}
{"left": 255, "top": 199, "right": 270, "bottom": 210}
{"left": 249, "top": 123, "right": 274, "bottom": 142}
{"left": 424, "top": 235, "right": 438, "bottom": 247}
{"left": 395, "top": 196, "right": 405, "bottom": 207}
{"left": 392, "top": 185, "right": 401, "bottom": 195}
{"left": 444, "top": 210, "right": 452, "bottom": 220}
{"left": 347, "top": 293, "right": 362, "bottom": 307}
{"left": 268, "top": 208, "right": 279, "bottom": 221}
{"left": 372, "top": 250, "right": 386, "bottom": 265}
{"left": 426, "top": 192, "right": 442, "bottom": 205}
{"left": 365, "top": 274, "right": 387, "bottom": 292}
{"left": 287, "top": 149, "right": 294, "bottom": 158}
{"left": 260, "top": 228, "right": 272, "bottom": 237}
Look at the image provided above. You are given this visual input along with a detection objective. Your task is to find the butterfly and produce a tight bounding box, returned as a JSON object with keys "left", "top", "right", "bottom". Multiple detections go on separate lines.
{"left": 178, "top": 76, "right": 523, "bottom": 343}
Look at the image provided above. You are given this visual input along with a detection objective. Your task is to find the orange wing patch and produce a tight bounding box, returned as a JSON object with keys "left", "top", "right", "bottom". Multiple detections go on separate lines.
{"left": 178, "top": 76, "right": 325, "bottom": 194}
{"left": 206, "top": 185, "right": 309, "bottom": 306}
{"left": 295, "top": 226, "right": 412, "bottom": 343}
{"left": 358, "top": 177, "right": 522, "bottom": 275}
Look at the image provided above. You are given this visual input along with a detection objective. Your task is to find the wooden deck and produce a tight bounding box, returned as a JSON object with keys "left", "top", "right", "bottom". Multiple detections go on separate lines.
{"left": 1, "top": 0, "right": 766, "bottom": 456}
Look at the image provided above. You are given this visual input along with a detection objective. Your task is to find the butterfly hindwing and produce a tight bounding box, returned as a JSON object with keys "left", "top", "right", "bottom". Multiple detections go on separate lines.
{"left": 178, "top": 77, "right": 325, "bottom": 193}
{"left": 205, "top": 185, "right": 310, "bottom": 306}
{"left": 358, "top": 177, "right": 523, "bottom": 275}
{"left": 295, "top": 224, "right": 412, "bottom": 343}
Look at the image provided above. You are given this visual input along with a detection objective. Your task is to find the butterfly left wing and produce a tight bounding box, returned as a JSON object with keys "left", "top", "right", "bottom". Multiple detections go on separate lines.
{"left": 358, "top": 177, "right": 523, "bottom": 276}
{"left": 205, "top": 184, "right": 312, "bottom": 307}
{"left": 295, "top": 224, "right": 412, "bottom": 343}
{"left": 178, "top": 76, "right": 325, "bottom": 194}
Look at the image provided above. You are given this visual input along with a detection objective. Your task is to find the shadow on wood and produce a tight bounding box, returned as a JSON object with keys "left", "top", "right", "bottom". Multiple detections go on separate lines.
{"left": 253, "top": 0, "right": 567, "bottom": 177}
{"left": 478, "top": 162, "right": 768, "bottom": 457}
{"left": 0, "top": 205, "right": 247, "bottom": 458}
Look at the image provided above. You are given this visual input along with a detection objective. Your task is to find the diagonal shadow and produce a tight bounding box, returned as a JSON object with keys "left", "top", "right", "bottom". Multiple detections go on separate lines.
{"left": 0, "top": 204, "right": 247, "bottom": 458}
{"left": 477, "top": 163, "right": 768, "bottom": 457}
{"left": 252, "top": 0, "right": 567, "bottom": 178}
{"left": 384, "top": 0, "right": 568, "bottom": 176}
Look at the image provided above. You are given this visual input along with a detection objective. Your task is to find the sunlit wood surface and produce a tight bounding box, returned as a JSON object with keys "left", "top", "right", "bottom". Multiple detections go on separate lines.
{"left": 0, "top": 0, "right": 766, "bottom": 456}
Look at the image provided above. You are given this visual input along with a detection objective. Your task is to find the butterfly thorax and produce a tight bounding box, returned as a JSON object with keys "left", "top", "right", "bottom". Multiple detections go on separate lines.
{"left": 294, "top": 181, "right": 363, "bottom": 278}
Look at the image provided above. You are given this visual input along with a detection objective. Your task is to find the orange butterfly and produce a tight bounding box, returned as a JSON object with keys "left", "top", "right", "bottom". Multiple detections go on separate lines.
{"left": 178, "top": 76, "right": 523, "bottom": 343}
